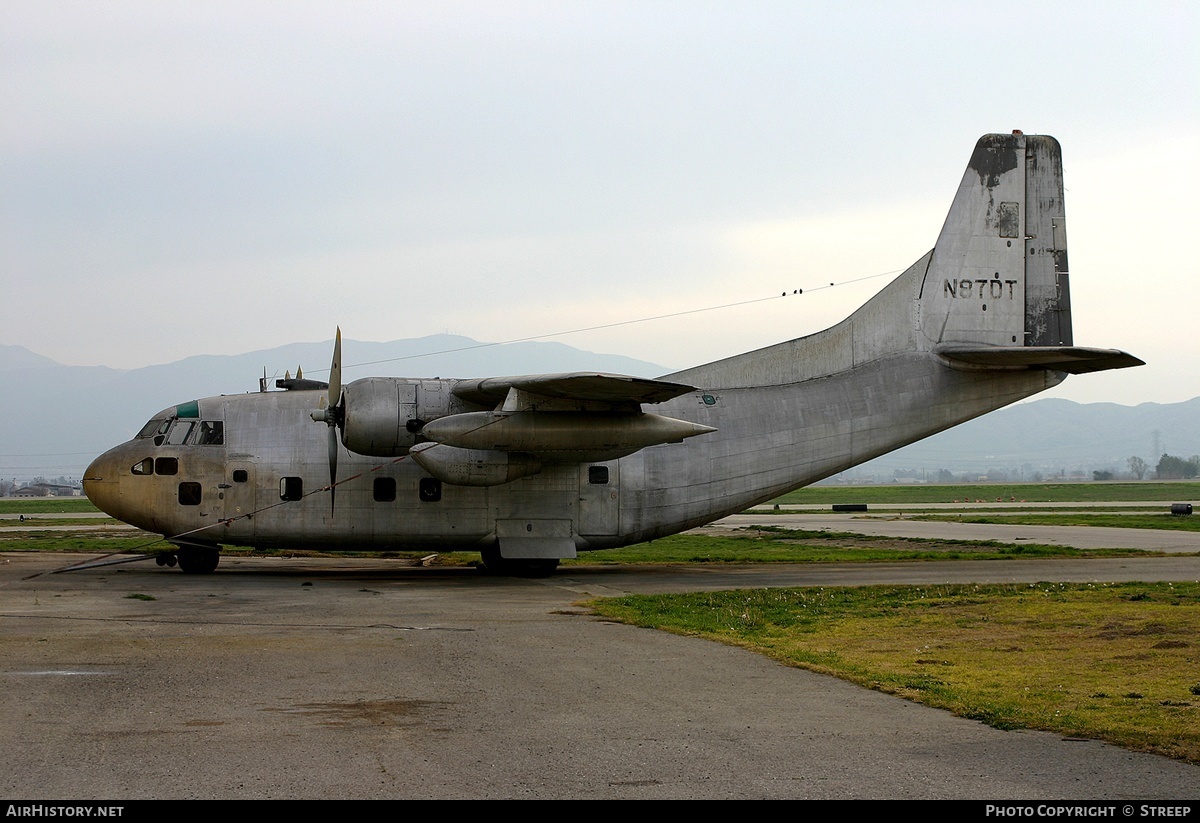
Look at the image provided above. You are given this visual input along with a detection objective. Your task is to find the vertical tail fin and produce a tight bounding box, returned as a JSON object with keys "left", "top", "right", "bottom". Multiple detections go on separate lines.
{"left": 924, "top": 133, "right": 1141, "bottom": 374}
{"left": 918, "top": 132, "right": 1070, "bottom": 348}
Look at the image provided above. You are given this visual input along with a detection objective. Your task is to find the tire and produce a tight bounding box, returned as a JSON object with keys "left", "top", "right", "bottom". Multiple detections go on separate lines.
{"left": 480, "top": 546, "right": 559, "bottom": 577}
{"left": 176, "top": 545, "right": 220, "bottom": 574}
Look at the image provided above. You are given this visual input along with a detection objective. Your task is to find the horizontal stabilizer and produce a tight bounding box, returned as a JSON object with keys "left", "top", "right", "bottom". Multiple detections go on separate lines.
{"left": 452, "top": 372, "right": 696, "bottom": 406}
{"left": 935, "top": 344, "right": 1145, "bottom": 374}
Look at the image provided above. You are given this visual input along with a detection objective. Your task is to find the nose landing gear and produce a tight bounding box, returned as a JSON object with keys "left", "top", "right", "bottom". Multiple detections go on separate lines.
{"left": 162, "top": 544, "right": 220, "bottom": 574}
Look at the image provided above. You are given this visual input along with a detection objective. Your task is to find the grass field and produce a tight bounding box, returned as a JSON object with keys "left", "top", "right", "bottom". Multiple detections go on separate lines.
{"left": 3, "top": 525, "right": 1173, "bottom": 565}
{"left": 0, "top": 498, "right": 100, "bottom": 514}
{"left": 590, "top": 581, "right": 1200, "bottom": 764}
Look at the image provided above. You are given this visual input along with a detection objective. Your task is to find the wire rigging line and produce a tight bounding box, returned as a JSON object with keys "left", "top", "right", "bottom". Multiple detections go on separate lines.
{"left": 330, "top": 269, "right": 901, "bottom": 374}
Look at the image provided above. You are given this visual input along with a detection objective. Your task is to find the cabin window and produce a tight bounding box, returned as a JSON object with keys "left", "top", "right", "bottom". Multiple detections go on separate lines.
{"left": 373, "top": 477, "right": 396, "bottom": 502}
{"left": 419, "top": 477, "right": 441, "bottom": 503}
{"left": 232, "top": 469, "right": 248, "bottom": 483}
{"left": 588, "top": 465, "right": 609, "bottom": 485}
{"left": 131, "top": 458, "right": 154, "bottom": 476}
{"left": 178, "top": 482, "right": 202, "bottom": 506}
{"left": 165, "top": 420, "right": 195, "bottom": 446}
{"left": 280, "top": 476, "right": 303, "bottom": 501}
{"left": 155, "top": 457, "right": 179, "bottom": 475}
{"left": 195, "top": 421, "right": 224, "bottom": 445}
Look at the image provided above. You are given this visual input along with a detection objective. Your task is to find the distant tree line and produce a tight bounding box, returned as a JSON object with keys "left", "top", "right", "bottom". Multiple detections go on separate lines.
{"left": 1154, "top": 454, "right": 1200, "bottom": 480}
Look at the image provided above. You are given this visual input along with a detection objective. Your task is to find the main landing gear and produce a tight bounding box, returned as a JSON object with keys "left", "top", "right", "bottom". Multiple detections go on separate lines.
{"left": 157, "top": 544, "right": 221, "bottom": 574}
{"left": 479, "top": 546, "right": 559, "bottom": 578}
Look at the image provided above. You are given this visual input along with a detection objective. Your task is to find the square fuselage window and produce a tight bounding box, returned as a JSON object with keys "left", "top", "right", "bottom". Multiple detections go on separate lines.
{"left": 178, "top": 482, "right": 202, "bottom": 506}
{"left": 374, "top": 477, "right": 397, "bottom": 502}
{"left": 280, "top": 476, "right": 303, "bottom": 501}
{"left": 419, "top": 477, "right": 441, "bottom": 502}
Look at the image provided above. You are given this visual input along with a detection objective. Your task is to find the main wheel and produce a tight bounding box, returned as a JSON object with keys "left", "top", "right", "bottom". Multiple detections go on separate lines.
{"left": 479, "top": 546, "right": 559, "bottom": 577}
{"left": 176, "top": 545, "right": 220, "bottom": 574}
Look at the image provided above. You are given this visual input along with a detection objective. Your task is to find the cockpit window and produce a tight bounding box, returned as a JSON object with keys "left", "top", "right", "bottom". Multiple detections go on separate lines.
{"left": 137, "top": 416, "right": 173, "bottom": 439}
{"left": 195, "top": 421, "right": 224, "bottom": 445}
{"left": 131, "top": 458, "right": 153, "bottom": 475}
{"left": 165, "top": 420, "right": 195, "bottom": 446}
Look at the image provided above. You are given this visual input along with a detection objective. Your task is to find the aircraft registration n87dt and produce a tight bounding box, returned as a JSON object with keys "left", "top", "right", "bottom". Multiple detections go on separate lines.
{"left": 83, "top": 133, "right": 1142, "bottom": 575}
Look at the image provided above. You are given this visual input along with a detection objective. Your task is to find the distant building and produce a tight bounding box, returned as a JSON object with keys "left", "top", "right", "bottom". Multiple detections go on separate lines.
{"left": 13, "top": 483, "right": 80, "bottom": 498}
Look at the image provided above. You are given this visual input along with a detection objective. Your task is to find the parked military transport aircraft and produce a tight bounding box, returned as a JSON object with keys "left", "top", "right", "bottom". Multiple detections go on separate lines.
{"left": 83, "top": 133, "right": 1142, "bottom": 575}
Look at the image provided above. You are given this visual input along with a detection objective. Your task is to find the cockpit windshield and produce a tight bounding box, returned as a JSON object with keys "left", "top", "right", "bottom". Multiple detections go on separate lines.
{"left": 134, "top": 405, "right": 223, "bottom": 445}
{"left": 136, "top": 414, "right": 173, "bottom": 439}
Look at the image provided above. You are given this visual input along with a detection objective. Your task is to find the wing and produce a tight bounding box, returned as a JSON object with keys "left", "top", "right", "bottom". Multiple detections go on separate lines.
{"left": 451, "top": 372, "right": 697, "bottom": 407}
{"left": 412, "top": 372, "right": 715, "bottom": 473}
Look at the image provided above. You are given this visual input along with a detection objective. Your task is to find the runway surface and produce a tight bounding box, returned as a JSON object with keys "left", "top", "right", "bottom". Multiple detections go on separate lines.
{"left": 2, "top": 546, "right": 1199, "bottom": 800}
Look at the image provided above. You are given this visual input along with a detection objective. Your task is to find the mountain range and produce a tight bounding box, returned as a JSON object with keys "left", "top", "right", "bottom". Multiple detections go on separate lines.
{"left": 2, "top": 339, "right": 1195, "bottom": 483}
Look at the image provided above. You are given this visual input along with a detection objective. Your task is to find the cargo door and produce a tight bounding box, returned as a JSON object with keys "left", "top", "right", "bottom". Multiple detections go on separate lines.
{"left": 577, "top": 460, "right": 619, "bottom": 537}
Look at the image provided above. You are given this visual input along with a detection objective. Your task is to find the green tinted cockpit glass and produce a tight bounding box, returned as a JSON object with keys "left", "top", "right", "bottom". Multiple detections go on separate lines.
{"left": 175, "top": 400, "right": 201, "bottom": 419}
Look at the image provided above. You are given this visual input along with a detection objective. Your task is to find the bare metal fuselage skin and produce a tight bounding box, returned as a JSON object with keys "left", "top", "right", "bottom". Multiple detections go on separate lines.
{"left": 82, "top": 134, "right": 1139, "bottom": 563}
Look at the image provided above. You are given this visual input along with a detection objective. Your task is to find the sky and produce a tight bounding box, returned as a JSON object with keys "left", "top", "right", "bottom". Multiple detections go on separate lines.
{"left": 3, "top": 1, "right": 1197, "bottom": 405}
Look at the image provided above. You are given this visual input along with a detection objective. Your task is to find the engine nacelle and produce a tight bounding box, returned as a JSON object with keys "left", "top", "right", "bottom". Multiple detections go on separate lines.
{"left": 420, "top": 410, "right": 716, "bottom": 463}
{"left": 340, "top": 377, "right": 464, "bottom": 457}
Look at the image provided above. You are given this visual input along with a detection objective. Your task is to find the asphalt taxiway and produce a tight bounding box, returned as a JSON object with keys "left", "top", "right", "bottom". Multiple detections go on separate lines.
{"left": 2, "top": 544, "right": 1198, "bottom": 800}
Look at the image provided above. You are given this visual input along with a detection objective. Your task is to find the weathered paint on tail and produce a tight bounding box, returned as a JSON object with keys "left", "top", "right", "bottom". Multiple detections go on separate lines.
{"left": 918, "top": 132, "right": 1071, "bottom": 350}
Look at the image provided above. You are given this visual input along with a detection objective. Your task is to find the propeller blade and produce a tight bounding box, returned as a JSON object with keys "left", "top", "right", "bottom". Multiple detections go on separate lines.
{"left": 326, "top": 328, "right": 342, "bottom": 517}
{"left": 328, "top": 426, "right": 338, "bottom": 515}
{"left": 329, "top": 327, "right": 342, "bottom": 410}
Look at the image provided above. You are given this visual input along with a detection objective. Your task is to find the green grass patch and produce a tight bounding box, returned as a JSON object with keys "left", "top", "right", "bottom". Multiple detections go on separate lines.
{"left": 0, "top": 499, "right": 101, "bottom": 514}
{"left": 772, "top": 482, "right": 1200, "bottom": 505}
{"left": 0, "top": 535, "right": 161, "bottom": 553}
{"left": 2, "top": 527, "right": 1160, "bottom": 563}
{"left": 560, "top": 529, "right": 1154, "bottom": 565}
{"left": 0, "top": 517, "right": 124, "bottom": 527}
{"left": 589, "top": 581, "right": 1200, "bottom": 763}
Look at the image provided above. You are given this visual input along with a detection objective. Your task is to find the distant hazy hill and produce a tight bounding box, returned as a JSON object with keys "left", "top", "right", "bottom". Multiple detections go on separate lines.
{"left": 0, "top": 336, "right": 666, "bottom": 480}
{"left": 2, "top": 337, "right": 1196, "bottom": 482}
{"left": 842, "top": 396, "right": 1200, "bottom": 481}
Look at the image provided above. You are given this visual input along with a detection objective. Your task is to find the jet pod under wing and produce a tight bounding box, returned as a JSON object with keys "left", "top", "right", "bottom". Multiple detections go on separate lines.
{"left": 419, "top": 372, "right": 716, "bottom": 469}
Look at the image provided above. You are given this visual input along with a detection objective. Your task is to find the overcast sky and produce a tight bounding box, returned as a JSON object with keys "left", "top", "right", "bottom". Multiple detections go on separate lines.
{"left": 3, "top": 1, "right": 1196, "bottom": 405}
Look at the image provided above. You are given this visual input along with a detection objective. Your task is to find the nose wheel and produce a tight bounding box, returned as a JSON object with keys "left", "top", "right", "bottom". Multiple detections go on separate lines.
{"left": 174, "top": 544, "right": 220, "bottom": 574}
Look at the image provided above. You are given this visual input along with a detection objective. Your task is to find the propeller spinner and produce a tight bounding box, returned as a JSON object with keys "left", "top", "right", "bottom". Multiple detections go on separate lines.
{"left": 310, "top": 328, "right": 344, "bottom": 514}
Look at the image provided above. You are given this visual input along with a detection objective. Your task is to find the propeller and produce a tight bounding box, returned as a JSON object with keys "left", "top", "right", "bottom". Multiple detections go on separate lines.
{"left": 310, "top": 328, "right": 344, "bottom": 514}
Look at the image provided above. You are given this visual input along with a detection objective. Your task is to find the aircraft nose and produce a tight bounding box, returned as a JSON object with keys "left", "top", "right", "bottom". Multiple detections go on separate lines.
{"left": 82, "top": 450, "right": 121, "bottom": 518}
